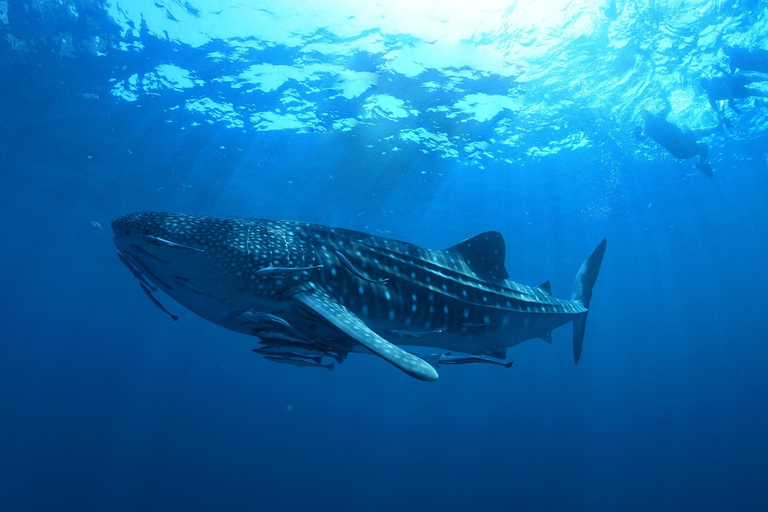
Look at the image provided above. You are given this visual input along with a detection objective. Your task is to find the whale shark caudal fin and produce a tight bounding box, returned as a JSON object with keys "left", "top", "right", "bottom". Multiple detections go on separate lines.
{"left": 570, "top": 238, "right": 607, "bottom": 365}
{"left": 292, "top": 288, "right": 439, "bottom": 381}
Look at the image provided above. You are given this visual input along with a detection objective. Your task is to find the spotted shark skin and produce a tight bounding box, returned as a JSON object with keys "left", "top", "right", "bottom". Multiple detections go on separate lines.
{"left": 112, "top": 212, "right": 606, "bottom": 381}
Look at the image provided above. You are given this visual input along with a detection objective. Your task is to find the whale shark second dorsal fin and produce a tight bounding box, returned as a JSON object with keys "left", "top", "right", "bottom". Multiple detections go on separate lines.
{"left": 537, "top": 281, "right": 552, "bottom": 295}
{"left": 446, "top": 231, "right": 509, "bottom": 281}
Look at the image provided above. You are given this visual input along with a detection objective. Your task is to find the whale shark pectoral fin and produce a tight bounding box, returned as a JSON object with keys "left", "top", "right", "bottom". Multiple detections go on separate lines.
{"left": 292, "top": 290, "right": 439, "bottom": 382}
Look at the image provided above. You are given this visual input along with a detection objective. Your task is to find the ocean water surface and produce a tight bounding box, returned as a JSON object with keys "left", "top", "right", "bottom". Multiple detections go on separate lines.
{"left": 1, "top": 1, "right": 767, "bottom": 511}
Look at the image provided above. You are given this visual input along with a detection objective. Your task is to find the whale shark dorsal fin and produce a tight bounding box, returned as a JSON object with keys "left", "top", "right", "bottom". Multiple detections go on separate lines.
{"left": 446, "top": 231, "right": 509, "bottom": 281}
{"left": 537, "top": 281, "right": 552, "bottom": 295}
{"left": 292, "top": 289, "right": 439, "bottom": 382}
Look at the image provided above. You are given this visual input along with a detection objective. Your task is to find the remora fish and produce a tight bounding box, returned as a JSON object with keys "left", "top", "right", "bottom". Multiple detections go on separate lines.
{"left": 255, "top": 338, "right": 345, "bottom": 364}
{"left": 253, "top": 348, "right": 323, "bottom": 364}
{"left": 263, "top": 355, "right": 334, "bottom": 371}
{"left": 430, "top": 352, "right": 514, "bottom": 368}
{"left": 112, "top": 212, "right": 606, "bottom": 381}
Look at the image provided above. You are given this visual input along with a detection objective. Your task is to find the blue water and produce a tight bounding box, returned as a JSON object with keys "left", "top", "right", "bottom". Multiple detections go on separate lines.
{"left": 2, "top": 1, "right": 768, "bottom": 510}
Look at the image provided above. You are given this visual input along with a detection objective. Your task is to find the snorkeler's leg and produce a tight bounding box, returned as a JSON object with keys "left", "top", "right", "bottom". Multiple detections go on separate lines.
{"left": 660, "top": 97, "right": 672, "bottom": 118}
{"left": 742, "top": 74, "right": 768, "bottom": 85}
{"left": 744, "top": 87, "right": 768, "bottom": 98}
{"left": 690, "top": 123, "right": 721, "bottom": 139}
{"left": 697, "top": 142, "right": 708, "bottom": 163}
{"left": 695, "top": 142, "right": 713, "bottom": 178}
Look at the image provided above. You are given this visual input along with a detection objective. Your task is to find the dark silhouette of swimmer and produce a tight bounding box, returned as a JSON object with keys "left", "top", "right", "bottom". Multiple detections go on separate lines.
{"left": 723, "top": 45, "right": 768, "bottom": 74}
{"left": 700, "top": 69, "right": 768, "bottom": 116}
{"left": 632, "top": 97, "right": 722, "bottom": 178}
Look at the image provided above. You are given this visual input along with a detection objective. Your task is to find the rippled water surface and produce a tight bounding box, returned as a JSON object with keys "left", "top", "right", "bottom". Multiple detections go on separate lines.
{"left": 1, "top": 1, "right": 767, "bottom": 511}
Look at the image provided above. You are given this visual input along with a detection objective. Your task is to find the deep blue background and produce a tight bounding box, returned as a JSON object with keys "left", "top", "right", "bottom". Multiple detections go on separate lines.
{"left": 2, "top": 1, "right": 768, "bottom": 511}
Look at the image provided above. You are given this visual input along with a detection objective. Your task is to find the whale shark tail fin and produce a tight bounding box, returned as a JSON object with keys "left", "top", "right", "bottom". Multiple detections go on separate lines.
{"left": 571, "top": 238, "right": 607, "bottom": 365}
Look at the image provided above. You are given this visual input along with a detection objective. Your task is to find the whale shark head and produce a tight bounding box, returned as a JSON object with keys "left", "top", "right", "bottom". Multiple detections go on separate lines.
{"left": 112, "top": 211, "right": 233, "bottom": 256}
{"left": 112, "top": 212, "right": 257, "bottom": 323}
{"left": 111, "top": 212, "right": 317, "bottom": 326}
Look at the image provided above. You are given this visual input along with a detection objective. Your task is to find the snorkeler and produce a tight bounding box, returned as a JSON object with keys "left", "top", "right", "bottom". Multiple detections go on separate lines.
{"left": 723, "top": 45, "right": 768, "bottom": 74}
{"left": 700, "top": 70, "right": 768, "bottom": 116}
{"left": 632, "top": 97, "right": 722, "bottom": 178}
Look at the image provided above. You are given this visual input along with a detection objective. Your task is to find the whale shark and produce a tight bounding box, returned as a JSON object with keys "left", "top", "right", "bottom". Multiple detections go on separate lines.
{"left": 112, "top": 212, "right": 606, "bottom": 381}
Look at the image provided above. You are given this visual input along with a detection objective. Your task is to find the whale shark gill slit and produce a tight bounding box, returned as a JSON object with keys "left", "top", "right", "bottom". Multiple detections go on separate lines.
{"left": 334, "top": 250, "right": 389, "bottom": 284}
{"left": 255, "top": 264, "right": 323, "bottom": 276}
{"left": 129, "top": 244, "right": 170, "bottom": 264}
{"left": 172, "top": 276, "right": 228, "bottom": 302}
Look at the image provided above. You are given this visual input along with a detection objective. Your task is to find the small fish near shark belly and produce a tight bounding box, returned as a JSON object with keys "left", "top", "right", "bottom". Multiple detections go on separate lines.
{"left": 425, "top": 352, "right": 514, "bottom": 369}
{"left": 262, "top": 354, "right": 334, "bottom": 371}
